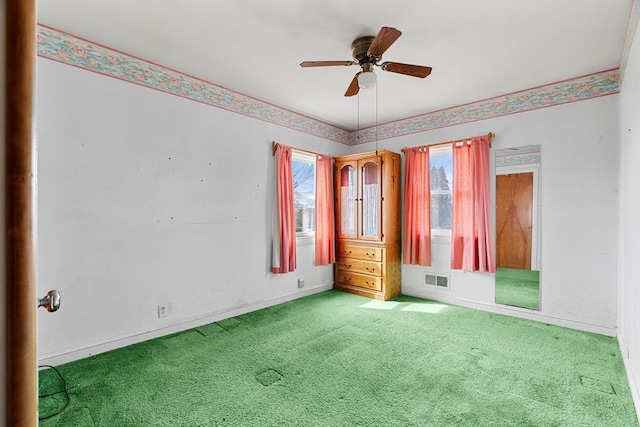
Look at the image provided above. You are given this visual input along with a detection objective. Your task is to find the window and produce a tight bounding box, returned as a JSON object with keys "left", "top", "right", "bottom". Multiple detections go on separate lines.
{"left": 292, "top": 151, "right": 316, "bottom": 236}
{"left": 429, "top": 144, "right": 453, "bottom": 235}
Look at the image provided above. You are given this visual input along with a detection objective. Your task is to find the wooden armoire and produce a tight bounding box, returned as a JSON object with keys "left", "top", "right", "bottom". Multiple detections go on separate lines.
{"left": 334, "top": 150, "right": 401, "bottom": 301}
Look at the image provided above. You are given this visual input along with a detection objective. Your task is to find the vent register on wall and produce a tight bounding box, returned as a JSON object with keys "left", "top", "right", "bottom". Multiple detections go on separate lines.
{"left": 334, "top": 150, "right": 401, "bottom": 301}
{"left": 425, "top": 273, "right": 449, "bottom": 289}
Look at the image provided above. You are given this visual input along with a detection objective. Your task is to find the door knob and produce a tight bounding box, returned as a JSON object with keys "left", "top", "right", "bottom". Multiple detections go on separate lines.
{"left": 38, "top": 290, "right": 61, "bottom": 312}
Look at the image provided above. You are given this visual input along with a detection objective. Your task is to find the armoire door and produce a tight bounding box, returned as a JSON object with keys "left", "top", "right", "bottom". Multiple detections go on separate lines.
{"left": 336, "top": 160, "right": 358, "bottom": 239}
{"left": 358, "top": 157, "right": 382, "bottom": 241}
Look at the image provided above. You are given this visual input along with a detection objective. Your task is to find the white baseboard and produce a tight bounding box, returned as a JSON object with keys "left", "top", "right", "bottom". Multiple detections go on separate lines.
{"left": 618, "top": 329, "right": 640, "bottom": 424}
{"left": 402, "top": 286, "right": 617, "bottom": 336}
{"left": 39, "top": 284, "right": 333, "bottom": 366}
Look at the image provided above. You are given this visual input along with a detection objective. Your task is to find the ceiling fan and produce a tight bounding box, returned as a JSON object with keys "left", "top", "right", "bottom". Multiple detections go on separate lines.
{"left": 300, "top": 26, "right": 432, "bottom": 97}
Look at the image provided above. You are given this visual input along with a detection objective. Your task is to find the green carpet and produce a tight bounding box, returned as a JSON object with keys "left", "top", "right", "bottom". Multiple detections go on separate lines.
{"left": 39, "top": 290, "right": 637, "bottom": 426}
{"left": 495, "top": 267, "right": 540, "bottom": 310}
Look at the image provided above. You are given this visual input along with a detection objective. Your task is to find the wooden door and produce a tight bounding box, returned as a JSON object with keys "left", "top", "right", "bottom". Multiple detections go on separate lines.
{"left": 6, "top": 0, "right": 38, "bottom": 425}
{"left": 496, "top": 172, "right": 534, "bottom": 269}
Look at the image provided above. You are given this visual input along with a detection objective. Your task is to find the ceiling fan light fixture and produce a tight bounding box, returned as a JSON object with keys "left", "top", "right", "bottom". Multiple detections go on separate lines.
{"left": 357, "top": 71, "right": 377, "bottom": 90}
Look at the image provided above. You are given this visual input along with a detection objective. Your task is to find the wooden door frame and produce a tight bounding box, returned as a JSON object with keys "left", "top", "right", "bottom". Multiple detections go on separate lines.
{"left": 496, "top": 165, "right": 540, "bottom": 271}
{"left": 5, "top": 0, "right": 37, "bottom": 426}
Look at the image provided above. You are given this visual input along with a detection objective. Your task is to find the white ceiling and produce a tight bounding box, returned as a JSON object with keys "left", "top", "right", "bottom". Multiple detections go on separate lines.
{"left": 37, "top": 0, "right": 633, "bottom": 130}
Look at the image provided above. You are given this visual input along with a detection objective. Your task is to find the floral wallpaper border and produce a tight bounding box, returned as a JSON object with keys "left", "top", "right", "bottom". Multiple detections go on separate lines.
{"left": 496, "top": 152, "right": 541, "bottom": 168}
{"left": 38, "top": 25, "right": 623, "bottom": 146}
{"left": 36, "top": 25, "right": 352, "bottom": 145}
{"left": 352, "top": 69, "right": 621, "bottom": 145}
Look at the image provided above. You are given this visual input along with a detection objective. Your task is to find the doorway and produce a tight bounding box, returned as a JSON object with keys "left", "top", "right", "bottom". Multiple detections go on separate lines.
{"left": 496, "top": 172, "right": 534, "bottom": 270}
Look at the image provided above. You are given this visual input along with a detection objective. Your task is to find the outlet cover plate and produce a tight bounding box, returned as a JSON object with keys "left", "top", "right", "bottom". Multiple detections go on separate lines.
{"left": 158, "top": 303, "right": 169, "bottom": 318}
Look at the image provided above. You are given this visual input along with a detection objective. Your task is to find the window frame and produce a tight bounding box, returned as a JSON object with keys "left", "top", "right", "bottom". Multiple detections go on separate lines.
{"left": 291, "top": 150, "right": 316, "bottom": 239}
{"left": 429, "top": 144, "right": 453, "bottom": 237}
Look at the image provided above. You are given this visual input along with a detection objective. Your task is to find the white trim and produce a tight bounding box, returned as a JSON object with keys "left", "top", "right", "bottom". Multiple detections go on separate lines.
{"left": 39, "top": 284, "right": 333, "bottom": 366}
{"left": 429, "top": 144, "right": 452, "bottom": 156}
{"left": 291, "top": 149, "right": 316, "bottom": 163}
{"left": 618, "top": 328, "right": 640, "bottom": 425}
{"left": 496, "top": 164, "right": 541, "bottom": 271}
{"left": 431, "top": 234, "right": 452, "bottom": 244}
{"left": 619, "top": 328, "right": 630, "bottom": 360}
{"left": 430, "top": 229, "right": 452, "bottom": 238}
{"left": 296, "top": 235, "right": 315, "bottom": 246}
{"left": 402, "top": 286, "right": 616, "bottom": 336}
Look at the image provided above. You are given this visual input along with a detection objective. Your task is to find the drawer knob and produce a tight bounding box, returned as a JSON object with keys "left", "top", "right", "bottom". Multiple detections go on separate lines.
{"left": 366, "top": 252, "right": 374, "bottom": 257}
{"left": 344, "top": 250, "right": 352, "bottom": 255}
{"left": 366, "top": 267, "right": 374, "bottom": 272}
{"left": 345, "top": 264, "right": 352, "bottom": 269}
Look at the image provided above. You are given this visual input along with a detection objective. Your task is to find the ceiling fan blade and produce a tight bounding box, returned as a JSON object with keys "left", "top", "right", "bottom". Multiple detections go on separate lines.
{"left": 344, "top": 73, "right": 360, "bottom": 97}
{"left": 380, "top": 62, "right": 432, "bottom": 78}
{"left": 367, "top": 27, "right": 402, "bottom": 57}
{"left": 300, "top": 61, "right": 355, "bottom": 68}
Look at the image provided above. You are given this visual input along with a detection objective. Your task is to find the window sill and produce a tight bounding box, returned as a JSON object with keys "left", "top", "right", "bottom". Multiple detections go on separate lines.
{"left": 431, "top": 233, "right": 451, "bottom": 244}
{"left": 296, "top": 235, "right": 315, "bottom": 246}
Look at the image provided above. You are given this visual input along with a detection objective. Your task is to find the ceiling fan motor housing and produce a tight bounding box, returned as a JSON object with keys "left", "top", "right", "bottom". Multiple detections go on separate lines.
{"left": 351, "top": 36, "right": 378, "bottom": 65}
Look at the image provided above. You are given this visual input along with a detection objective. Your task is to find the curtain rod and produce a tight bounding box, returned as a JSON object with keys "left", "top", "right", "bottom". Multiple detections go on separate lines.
{"left": 272, "top": 141, "right": 326, "bottom": 157}
{"left": 401, "top": 132, "right": 495, "bottom": 153}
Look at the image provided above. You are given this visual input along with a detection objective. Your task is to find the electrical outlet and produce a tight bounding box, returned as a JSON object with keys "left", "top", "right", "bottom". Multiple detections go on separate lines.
{"left": 298, "top": 279, "right": 305, "bottom": 288}
{"left": 158, "top": 303, "right": 169, "bottom": 318}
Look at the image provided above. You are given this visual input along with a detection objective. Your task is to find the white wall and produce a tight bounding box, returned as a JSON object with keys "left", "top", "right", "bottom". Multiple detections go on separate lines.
{"left": 36, "top": 58, "right": 350, "bottom": 364}
{"left": 353, "top": 94, "right": 620, "bottom": 334}
{"left": 37, "top": 44, "right": 623, "bottom": 367}
{"left": 619, "top": 16, "right": 640, "bottom": 414}
{"left": 0, "top": 0, "right": 6, "bottom": 421}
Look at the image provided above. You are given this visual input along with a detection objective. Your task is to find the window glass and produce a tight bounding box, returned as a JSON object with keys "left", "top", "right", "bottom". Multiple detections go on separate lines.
{"left": 430, "top": 145, "right": 453, "bottom": 234}
{"left": 292, "top": 151, "right": 315, "bottom": 236}
{"left": 361, "top": 161, "right": 379, "bottom": 238}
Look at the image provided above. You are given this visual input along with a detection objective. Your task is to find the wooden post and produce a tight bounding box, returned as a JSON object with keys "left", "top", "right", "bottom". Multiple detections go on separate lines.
{"left": 5, "top": 0, "right": 37, "bottom": 426}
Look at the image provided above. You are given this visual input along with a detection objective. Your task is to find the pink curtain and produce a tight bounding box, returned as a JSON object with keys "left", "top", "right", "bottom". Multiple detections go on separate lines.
{"left": 272, "top": 144, "right": 296, "bottom": 274}
{"left": 315, "top": 155, "right": 335, "bottom": 266}
{"left": 451, "top": 136, "right": 496, "bottom": 272}
{"left": 403, "top": 147, "right": 431, "bottom": 266}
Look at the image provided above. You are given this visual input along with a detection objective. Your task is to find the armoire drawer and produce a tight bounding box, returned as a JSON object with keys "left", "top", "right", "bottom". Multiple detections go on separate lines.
{"left": 337, "top": 244, "right": 382, "bottom": 262}
{"left": 336, "top": 258, "right": 382, "bottom": 276}
{"left": 336, "top": 270, "right": 382, "bottom": 291}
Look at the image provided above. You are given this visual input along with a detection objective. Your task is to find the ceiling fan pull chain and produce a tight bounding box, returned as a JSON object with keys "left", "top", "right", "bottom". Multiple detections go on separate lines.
{"left": 375, "top": 81, "right": 379, "bottom": 155}
{"left": 357, "top": 90, "right": 360, "bottom": 143}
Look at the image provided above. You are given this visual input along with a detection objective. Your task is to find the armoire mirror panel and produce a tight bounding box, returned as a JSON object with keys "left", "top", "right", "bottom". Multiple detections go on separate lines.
{"left": 494, "top": 145, "right": 541, "bottom": 310}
